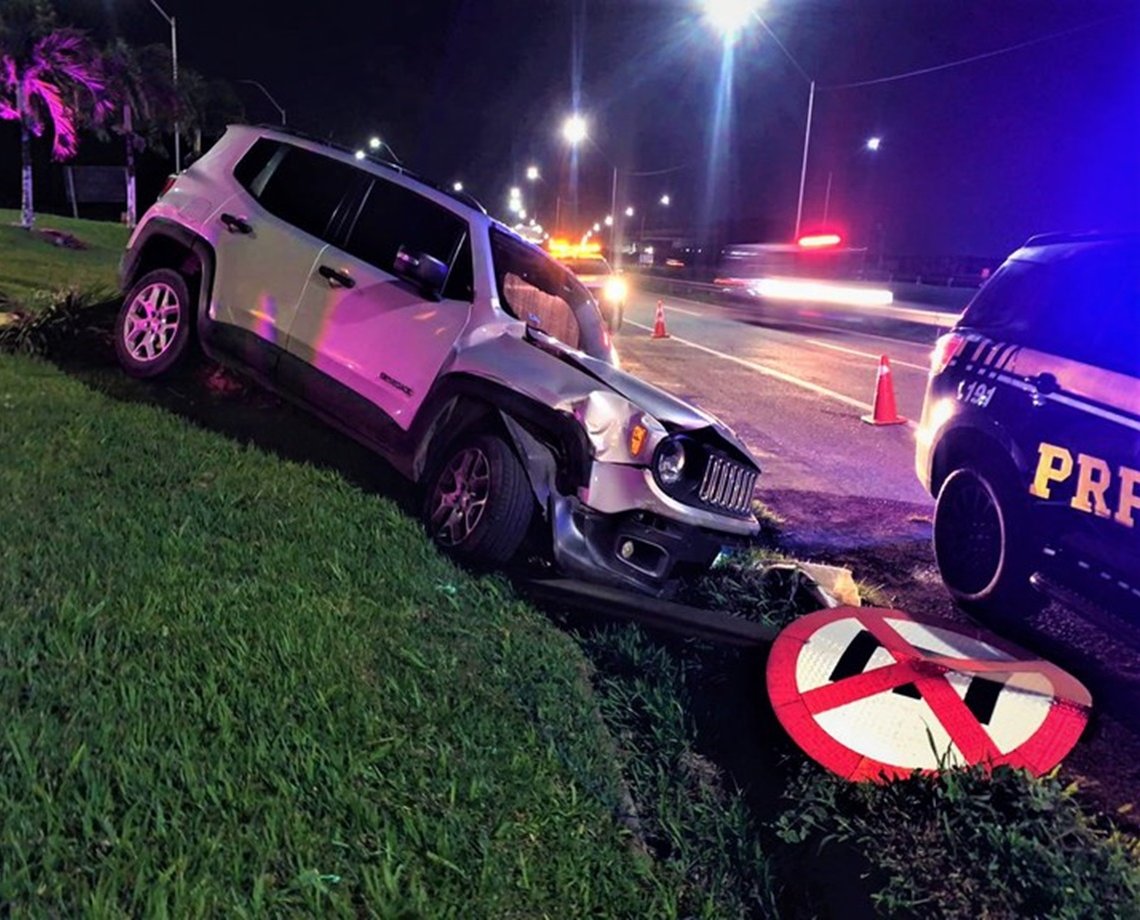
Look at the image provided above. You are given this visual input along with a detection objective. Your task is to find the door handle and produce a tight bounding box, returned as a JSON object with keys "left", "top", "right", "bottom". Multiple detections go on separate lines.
{"left": 318, "top": 264, "right": 356, "bottom": 289}
{"left": 220, "top": 212, "right": 252, "bottom": 234}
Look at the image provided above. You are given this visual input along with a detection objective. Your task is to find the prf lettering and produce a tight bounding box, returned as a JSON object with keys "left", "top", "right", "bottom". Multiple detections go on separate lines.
{"left": 1030, "top": 442, "right": 1140, "bottom": 528}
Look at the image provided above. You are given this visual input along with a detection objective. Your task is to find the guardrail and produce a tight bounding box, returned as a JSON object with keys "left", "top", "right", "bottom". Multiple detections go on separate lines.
{"left": 634, "top": 274, "right": 963, "bottom": 329}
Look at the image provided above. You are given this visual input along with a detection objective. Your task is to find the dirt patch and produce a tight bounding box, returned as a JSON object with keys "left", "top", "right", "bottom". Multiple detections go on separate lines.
{"left": 34, "top": 227, "right": 90, "bottom": 250}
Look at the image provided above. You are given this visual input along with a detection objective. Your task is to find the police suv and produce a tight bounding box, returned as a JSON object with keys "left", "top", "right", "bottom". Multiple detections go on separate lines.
{"left": 916, "top": 232, "right": 1139, "bottom": 627}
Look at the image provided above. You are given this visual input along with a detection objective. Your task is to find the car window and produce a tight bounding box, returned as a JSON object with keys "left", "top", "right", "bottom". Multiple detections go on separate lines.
{"left": 490, "top": 230, "right": 614, "bottom": 358}
{"left": 343, "top": 177, "right": 473, "bottom": 302}
{"left": 962, "top": 248, "right": 1139, "bottom": 375}
{"left": 233, "top": 138, "right": 281, "bottom": 195}
{"left": 251, "top": 143, "right": 358, "bottom": 242}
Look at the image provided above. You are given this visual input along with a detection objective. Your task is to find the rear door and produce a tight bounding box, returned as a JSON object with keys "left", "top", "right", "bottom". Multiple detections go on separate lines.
{"left": 1005, "top": 245, "right": 1140, "bottom": 606}
{"left": 209, "top": 140, "right": 360, "bottom": 376}
{"left": 281, "top": 174, "right": 474, "bottom": 438}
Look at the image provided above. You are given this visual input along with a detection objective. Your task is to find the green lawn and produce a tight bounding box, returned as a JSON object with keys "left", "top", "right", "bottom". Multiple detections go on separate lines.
{"left": 0, "top": 352, "right": 689, "bottom": 915}
{"left": 0, "top": 209, "right": 127, "bottom": 308}
{"left": 4, "top": 221, "right": 1138, "bottom": 918}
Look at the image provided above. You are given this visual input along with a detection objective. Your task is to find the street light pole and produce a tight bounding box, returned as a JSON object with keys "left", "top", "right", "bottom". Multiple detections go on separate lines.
{"left": 609, "top": 166, "right": 619, "bottom": 267}
{"left": 239, "top": 79, "right": 286, "bottom": 125}
{"left": 148, "top": 0, "right": 180, "bottom": 172}
{"left": 793, "top": 79, "right": 815, "bottom": 241}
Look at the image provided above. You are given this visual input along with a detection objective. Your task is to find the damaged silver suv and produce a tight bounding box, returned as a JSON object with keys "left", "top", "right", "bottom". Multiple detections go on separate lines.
{"left": 116, "top": 125, "right": 760, "bottom": 594}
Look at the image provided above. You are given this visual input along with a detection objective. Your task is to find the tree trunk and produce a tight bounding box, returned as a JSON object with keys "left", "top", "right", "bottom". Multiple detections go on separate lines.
{"left": 18, "top": 83, "right": 34, "bottom": 230}
{"left": 124, "top": 104, "right": 137, "bottom": 229}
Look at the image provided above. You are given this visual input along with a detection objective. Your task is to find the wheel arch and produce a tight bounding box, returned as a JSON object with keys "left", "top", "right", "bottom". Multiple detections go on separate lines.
{"left": 122, "top": 219, "right": 217, "bottom": 336}
{"left": 411, "top": 373, "right": 592, "bottom": 515}
{"left": 930, "top": 421, "right": 1029, "bottom": 497}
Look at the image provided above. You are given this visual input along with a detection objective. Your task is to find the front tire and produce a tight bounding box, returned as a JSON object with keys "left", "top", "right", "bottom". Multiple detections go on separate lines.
{"left": 114, "top": 268, "right": 193, "bottom": 378}
{"left": 422, "top": 433, "right": 534, "bottom": 565}
{"left": 933, "top": 464, "right": 1044, "bottom": 620}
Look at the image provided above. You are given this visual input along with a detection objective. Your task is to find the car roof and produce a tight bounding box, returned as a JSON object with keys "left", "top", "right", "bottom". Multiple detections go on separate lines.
{"left": 236, "top": 123, "right": 490, "bottom": 219}
{"left": 1013, "top": 231, "right": 1140, "bottom": 263}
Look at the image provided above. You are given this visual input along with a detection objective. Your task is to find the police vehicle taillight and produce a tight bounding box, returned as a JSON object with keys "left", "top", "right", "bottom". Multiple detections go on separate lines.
{"left": 930, "top": 333, "right": 966, "bottom": 375}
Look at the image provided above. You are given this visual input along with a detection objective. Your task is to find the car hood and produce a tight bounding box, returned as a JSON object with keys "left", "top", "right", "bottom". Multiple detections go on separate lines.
{"left": 447, "top": 328, "right": 755, "bottom": 461}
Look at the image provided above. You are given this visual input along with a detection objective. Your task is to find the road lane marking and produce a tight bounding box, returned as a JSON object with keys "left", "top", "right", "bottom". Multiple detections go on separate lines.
{"left": 805, "top": 338, "right": 929, "bottom": 372}
{"left": 635, "top": 290, "right": 941, "bottom": 356}
{"left": 628, "top": 319, "right": 873, "bottom": 412}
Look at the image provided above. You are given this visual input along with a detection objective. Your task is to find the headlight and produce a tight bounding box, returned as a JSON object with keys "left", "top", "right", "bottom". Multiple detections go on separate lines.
{"left": 655, "top": 437, "right": 686, "bottom": 485}
{"left": 603, "top": 277, "right": 628, "bottom": 302}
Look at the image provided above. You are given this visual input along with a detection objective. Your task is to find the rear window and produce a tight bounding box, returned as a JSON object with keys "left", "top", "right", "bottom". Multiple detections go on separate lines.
{"left": 235, "top": 139, "right": 358, "bottom": 243}
{"left": 561, "top": 258, "right": 611, "bottom": 276}
{"left": 962, "top": 246, "right": 1139, "bottom": 375}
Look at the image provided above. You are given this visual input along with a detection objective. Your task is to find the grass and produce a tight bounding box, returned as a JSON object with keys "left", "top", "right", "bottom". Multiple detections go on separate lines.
{"left": 0, "top": 209, "right": 127, "bottom": 308}
{"left": 4, "top": 233, "right": 1140, "bottom": 918}
{"left": 0, "top": 351, "right": 696, "bottom": 915}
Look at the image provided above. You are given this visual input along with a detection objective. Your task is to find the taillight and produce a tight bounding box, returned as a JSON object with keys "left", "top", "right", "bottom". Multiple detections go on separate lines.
{"left": 930, "top": 332, "right": 965, "bottom": 376}
{"left": 158, "top": 175, "right": 177, "bottom": 198}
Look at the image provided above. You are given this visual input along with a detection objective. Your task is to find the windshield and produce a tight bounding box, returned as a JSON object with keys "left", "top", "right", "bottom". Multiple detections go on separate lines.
{"left": 561, "top": 258, "right": 612, "bottom": 276}
{"left": 490, "top": 229, "right": 609, "bottom": 359}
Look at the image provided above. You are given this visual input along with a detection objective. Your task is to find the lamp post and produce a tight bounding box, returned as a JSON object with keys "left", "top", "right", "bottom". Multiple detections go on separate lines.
{"left": 701, "top": 0, "right": 819, "bottom": 240}
{"left": 238, "top": 79, "right": 286, "bottom": 125}
{"left": 562, "top": 114, "right": 622, "bottom": 265}
{"left": 822, "top": 136, "right": 881, "bottom": 224}
{"left": 148, "top": 0, "right": 180, "bottom": 172}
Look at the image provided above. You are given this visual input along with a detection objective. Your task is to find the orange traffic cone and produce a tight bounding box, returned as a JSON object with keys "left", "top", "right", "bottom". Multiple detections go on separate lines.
{"left": 861, "top": 355, "right": 907, "bottom": 425}
{"left": 651, "top": 299, "right": 670, "bottom": 339}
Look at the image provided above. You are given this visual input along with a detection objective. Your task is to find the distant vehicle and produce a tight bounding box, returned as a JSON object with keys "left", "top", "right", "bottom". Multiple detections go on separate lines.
{"left": 549, "top": 240, "right": 628, "bottom": 332}
{"left": 114, "top": 125, "right": 761, "bottom": 595}
{"left": 915, "top": 232, "right": 1140, "bottom": 629}
{"left": 714, "top": 234, "right": 867, "bottom": 294}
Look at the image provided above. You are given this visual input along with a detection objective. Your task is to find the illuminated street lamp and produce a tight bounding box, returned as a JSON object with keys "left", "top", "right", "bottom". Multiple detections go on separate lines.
{"left": 604, "top": 215, "right": 613, "bottom": 227}
{"left": 660, "top": 194, "right": 671, "bottom": 206}
{"left": 561, "top": 114, "right": 588, "bottom": 146}
{"left": 562, "top": 114, "right": 623, "bottom": 266}
{"left": 369, "top": 137, "right": 382, "bottom": 150}
{"left": 354, "top": 150, "right": 366, "bottom": 160}
{"left": 866, "top": 136, "right": 882, "bottom": 152}
{"left": 509, "top": 186, "right": 522, "bottom": 199}
{"left": 700, "top": 0, "right": 762, "bottom": 44}
{"left": 624, "top": 206, "right": 635, "bottom": 218}
{"left": 702, "top": 0, "right": 818, "bottom": 239}
{"left": 593, "top": 223, "right": 601, "bottom": 232}
{"left": 453, "top": 181, "right": 464, "bottom": 192}
{"left": 526, "top": 165, "right": 540, "bottom": 181}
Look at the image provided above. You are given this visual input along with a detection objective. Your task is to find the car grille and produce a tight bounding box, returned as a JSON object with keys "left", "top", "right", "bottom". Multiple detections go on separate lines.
{"left": 698, "top": 455, "right": 757, "bottom": 516}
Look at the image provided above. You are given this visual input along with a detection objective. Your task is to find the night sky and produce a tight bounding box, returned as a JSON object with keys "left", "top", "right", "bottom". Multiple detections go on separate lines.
{"left": 11, "top": 0, "right": 1140, "bottom": 257}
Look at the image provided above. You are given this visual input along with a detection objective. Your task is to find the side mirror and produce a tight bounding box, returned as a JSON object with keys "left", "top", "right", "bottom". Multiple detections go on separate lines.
{"left": 393, "top": 245, "right": 448, "bottom": 300}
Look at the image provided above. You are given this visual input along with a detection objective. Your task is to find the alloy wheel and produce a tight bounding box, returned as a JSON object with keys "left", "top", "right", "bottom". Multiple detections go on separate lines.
{"left": 429, "top": 447, "right": 492, "bottom": 546}
{"left": 122, "top": 282, "right": 182, "bottom": 363}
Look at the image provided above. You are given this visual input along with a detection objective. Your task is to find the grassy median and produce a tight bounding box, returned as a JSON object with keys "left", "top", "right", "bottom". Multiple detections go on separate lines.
{"left": 4, "top": 214, "right": 1139, "bottom": 917}
{"left": 0, "top": 351, "right": 691, "bottom": 914}
{"left": 0, "top": 208, "right": 127, "bottom": 308}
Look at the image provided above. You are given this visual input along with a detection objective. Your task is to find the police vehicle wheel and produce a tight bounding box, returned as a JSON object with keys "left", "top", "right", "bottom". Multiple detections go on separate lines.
{"left": 423, "top": 433, "right": 534, "bottom": 565}
{"left": 933, "top": 465, "right": 1044, "bottom": 619}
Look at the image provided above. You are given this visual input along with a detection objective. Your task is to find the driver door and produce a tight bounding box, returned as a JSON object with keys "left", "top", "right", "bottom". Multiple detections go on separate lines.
{"left": 281, "top": 175, "right": 474, "bottom": 442}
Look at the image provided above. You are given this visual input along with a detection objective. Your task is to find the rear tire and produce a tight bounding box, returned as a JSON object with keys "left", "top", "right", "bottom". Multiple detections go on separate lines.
{"left": 114, "top": 268, "right": 193, "bottom": 378}
{"left": 422, "top": 433, "right": 534, "bottom": 565}
{"left": 933, "top": 463, "right": 1045, "bottom": 620}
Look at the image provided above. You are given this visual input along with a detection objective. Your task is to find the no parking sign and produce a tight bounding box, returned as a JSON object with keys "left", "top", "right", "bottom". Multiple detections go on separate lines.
{"left": 766, "top": 607, "right": 1092, "bottom": 781}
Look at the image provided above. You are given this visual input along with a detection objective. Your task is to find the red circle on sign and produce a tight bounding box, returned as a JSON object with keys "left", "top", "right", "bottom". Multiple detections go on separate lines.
{"left": 766, "top": 607, "right": 1091, "bottom": 782}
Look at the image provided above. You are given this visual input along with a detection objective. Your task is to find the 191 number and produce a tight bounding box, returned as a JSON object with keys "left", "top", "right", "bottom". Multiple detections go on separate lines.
{"left": 957, "top": 380, "right": 995, "bottom": 408}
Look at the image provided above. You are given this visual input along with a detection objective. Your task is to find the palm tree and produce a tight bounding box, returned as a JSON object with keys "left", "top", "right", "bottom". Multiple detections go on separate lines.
{"left": 0, "top": 0, "right": 110, "bottom": 229}
{"left": 98, "top": 40, "right": 177, "bottom": 228}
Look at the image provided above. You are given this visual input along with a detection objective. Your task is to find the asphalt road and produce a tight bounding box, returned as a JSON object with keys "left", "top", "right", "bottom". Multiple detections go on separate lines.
{"left": 615, "top": 287, "right": 937, "bottom": 508}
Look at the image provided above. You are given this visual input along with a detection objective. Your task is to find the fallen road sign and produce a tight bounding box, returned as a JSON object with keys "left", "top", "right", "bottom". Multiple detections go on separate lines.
{"left": 766, "top": 607, "right": 1092, "bottom": 781}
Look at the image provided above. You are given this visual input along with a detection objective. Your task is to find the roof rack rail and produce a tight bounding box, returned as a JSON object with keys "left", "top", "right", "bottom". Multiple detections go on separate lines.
{"left": 246, "top": 123, "right": 488, "bottom": 215}
{"left": 1024, "top": 230, "right": 1139, "bottom": 247}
